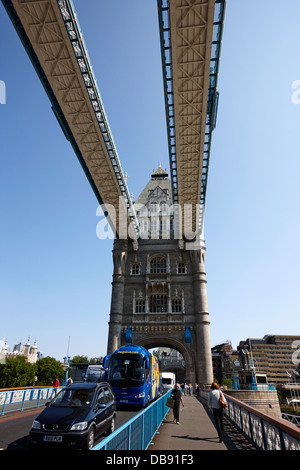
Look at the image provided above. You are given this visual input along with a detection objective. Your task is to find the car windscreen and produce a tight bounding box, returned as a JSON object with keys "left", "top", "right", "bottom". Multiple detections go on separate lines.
{"left": 50, "top": 388, "right": 94, "bottom": 408}
{"left": 162, "top": 378, "right": 172, "bottom": 384}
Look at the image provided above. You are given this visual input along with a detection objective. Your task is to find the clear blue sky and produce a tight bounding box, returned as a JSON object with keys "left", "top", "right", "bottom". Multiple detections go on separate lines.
{"left": 0, "top": 0, "right": 299, "bottom": 361}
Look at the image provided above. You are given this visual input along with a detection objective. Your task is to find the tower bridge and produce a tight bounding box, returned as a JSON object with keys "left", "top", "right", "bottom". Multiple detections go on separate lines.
{"left": 2, "top": 0, "right": 226, "bottom": 385}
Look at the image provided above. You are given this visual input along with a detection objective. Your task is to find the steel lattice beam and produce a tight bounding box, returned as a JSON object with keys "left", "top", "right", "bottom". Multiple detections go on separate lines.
{"left": 158, "top": 0, "right": 226, "bottom": 235}
{"left": 2, "top": 0, "right": 140, "bottom": 239}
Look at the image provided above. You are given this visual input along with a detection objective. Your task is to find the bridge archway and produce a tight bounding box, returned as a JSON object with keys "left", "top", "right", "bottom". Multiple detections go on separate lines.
{"left": 134, "top": 336, "right": 195, "bottom": 385}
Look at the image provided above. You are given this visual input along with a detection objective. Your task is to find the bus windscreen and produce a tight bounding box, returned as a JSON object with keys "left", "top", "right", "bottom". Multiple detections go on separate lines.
{"left": 107, "top": 354, "right": 146, "bottom": 388}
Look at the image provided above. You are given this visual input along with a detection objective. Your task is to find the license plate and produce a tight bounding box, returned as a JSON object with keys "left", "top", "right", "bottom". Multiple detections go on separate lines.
{"left": 43, "top": 435, "right": 63, "bottom": 442}
{"left": 119, "top": 399, "right": 128, "bottom": 403}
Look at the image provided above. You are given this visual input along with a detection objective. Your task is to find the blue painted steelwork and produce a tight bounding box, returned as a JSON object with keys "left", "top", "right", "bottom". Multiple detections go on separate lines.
{"left": 92, "top": 390, "right": 171, "bottom": 450}
{"left": 0, "top": 387, "right": 63, "bottom": 416}
{"left": 185, "top": 326, "right": 191, "bottom": 343}
{"left": 248, "top": 384, "right": 276, "bottom": 391}
{"left": 157, "top": 0, "right": 226, "bottom": 233}
{"left": 125, "top": 326, "right": 133, "bottom": 343}
{"left": 104, "top": 345, "right": 161, "bottom": 407}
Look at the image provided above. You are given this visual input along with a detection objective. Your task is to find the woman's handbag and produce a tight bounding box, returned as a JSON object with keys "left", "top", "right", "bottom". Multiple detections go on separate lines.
{"left": 166, "top": 397, "right": 174, "bottom": 409}
{"left": 219, "top": 391, "right": 228, "bottom": 408}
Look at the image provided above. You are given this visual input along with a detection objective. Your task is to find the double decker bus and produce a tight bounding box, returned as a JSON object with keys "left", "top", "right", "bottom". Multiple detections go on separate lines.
{"left": 104, "top": 345, "right": 161, "bottom": 406}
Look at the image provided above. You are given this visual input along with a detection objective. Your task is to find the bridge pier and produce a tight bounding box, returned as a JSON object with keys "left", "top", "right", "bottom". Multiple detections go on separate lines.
{"left": 106, "top": 169, "right": 214, "bottom": 386}
{"left": 107, "top": 239, "right": 127, "bottom": 355}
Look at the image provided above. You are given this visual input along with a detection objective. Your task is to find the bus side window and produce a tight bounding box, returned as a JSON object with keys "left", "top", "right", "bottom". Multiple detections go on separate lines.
{"left": 145, "top": 358, "right": 151, "bottom": 379}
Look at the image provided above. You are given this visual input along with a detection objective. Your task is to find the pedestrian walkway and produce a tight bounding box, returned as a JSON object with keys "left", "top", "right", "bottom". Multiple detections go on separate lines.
{"left": 150, "top": 395, "right": 256, "bottom": 451}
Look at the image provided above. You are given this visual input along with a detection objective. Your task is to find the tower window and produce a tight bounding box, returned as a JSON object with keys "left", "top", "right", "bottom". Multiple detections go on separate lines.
{"left": 160, "top": 202, "right": 168, "bottom": 214}
{"left": 150, "top": 202, "right": 158, "bottom": 213}
{"left": 172, "top": 299, "right": 182, "bottom": 313}
{"left": 131, "top": 263, "right": 140, "bottom": 275}
{"left": 150, "top": 220, "right": 157, "bottom": 232}
{"left": 149, "top": 294, "right": 167, "bottom": 312}
{"left": 177, "top": 263, "right": 186, "bottom": 274}
{"left": 135, "top": 299, "right": 145, "bottom": 313}
{"left": 150, "top": 256, "right": 166, "bottom": 274}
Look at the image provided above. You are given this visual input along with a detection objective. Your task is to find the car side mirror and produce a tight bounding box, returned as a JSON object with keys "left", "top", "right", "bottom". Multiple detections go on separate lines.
{"left": 94, "top": 402, "right": 106, "bottom": 412}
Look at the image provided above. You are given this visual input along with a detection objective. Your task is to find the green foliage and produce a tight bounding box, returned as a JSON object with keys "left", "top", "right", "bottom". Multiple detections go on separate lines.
{"left": 0, "top": 356, "right": 65, "bottom": 388}
{"left": 71, "top": 355, "right": 89, "bottom": 364}
{"left": 221, "top": 377, "right": 232, "bottom": 388}
{"left": 36, "top": 357, "right": 65, "bottom": 386}
{"left": 0, "top": 356, "right": 37, "bottom": 388}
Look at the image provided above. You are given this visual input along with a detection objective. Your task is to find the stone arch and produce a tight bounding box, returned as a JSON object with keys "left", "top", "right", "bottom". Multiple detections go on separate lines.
{"left": 134, "top": 335, "right": 196, "bottom": 384}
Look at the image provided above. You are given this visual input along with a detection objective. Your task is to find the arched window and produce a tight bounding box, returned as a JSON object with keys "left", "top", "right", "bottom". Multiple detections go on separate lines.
{"left": 177, "top": 262, "right": 186, "bottom": 274}
{"left": 149, "top": 294, "right": 168, "bottom": 313}
{"left": 150, "top": 256, "right": 166, "bottom": 274}
{"left": 131, "top": 263, "right": 140, "bottom": 275}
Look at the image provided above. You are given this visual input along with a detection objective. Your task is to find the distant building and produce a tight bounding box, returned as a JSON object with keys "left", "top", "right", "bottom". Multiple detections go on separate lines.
{"left": 155, "top": 347, "right": 186, "bottom": 382}
{"left": 211, "top": 335, "right": 300, "bottom": 390}
{"left": 0, "top": 338, "right": 40, "bottom": 364}
{"left": 211, "top": 342, "right": 242, "bottom": 385}
{"left": 237, "top": 335, "right": 300, "bottom": 386}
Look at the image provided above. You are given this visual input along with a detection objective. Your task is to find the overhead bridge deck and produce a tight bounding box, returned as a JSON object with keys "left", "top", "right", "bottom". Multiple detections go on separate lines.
{"left": 2, "top": 0, "right": 226, "bottom": 238}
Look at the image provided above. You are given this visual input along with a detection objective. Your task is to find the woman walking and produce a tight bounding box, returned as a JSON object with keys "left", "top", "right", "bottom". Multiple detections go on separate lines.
{"left": 171, "top": 383, "right": 184, "bottom": 424}
{"left": 208, "top": 382, "right": 226, "bottom": 442}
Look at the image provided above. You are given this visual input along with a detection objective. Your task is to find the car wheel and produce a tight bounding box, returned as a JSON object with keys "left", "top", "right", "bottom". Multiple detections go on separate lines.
{"left": 87, "top": 426, "right": 95, "bottom": 450}
{"left": 107, "top": 415, "right": 115, "bottom": 435}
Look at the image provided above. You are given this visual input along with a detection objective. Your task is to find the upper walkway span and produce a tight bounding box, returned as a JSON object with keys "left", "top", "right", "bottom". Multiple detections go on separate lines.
{"left": 2, "top": 0, "right": 226, "bottom": 237}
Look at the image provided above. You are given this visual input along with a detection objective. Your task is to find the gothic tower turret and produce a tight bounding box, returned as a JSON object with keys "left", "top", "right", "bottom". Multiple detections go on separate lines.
{"left": 106, "top": 165, "right": 213, "bottom": 385}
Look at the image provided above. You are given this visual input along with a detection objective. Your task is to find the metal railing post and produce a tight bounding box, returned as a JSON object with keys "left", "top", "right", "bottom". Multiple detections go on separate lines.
{"left": 1, "top": 392, "right": 8, "bottom": 415}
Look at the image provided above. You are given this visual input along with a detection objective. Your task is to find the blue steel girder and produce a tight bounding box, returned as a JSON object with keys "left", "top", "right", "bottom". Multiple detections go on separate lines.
{"left": 2, "top": 0, "right": 140, "bottom": 240}
{"left": 157, "top": 0, "right": 226, "bottom": 235}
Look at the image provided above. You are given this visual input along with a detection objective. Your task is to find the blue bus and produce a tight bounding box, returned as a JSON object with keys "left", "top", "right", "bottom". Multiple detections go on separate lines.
{"left": 103, "top": 345, "right": 161, "bottom": 407}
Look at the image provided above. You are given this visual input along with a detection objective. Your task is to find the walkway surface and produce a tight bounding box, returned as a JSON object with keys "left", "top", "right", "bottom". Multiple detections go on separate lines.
{"left": 150, "top": 395, "right": 256, "bottom": 451}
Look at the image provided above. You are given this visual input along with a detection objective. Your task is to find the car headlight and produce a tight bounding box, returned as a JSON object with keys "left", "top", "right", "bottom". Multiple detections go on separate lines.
{"left": 70, "top": 421, "right": 88, "bottom": 431}
{"left": 135, "top": 392, "right": 145, "bottom": 398}
{"left": 32, "top": 420, "right": 42, "bottom": 430}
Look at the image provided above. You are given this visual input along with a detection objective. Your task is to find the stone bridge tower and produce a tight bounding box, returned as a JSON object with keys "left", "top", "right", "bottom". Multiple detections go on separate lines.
{"left": 107, "top": 165, "right": 213, "bottom": 385}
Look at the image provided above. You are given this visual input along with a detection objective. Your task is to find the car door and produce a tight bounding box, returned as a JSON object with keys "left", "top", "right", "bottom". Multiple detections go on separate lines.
{"left": 103, "top": 386, "right": 115, "bottom": 422}
{"left": 93, "top": 387, "right": 108, "bottom": 435}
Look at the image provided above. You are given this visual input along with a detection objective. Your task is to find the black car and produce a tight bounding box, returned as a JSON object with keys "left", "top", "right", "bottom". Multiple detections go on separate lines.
{"left": 29, "top": 382, "right": 116, "bottom": 450}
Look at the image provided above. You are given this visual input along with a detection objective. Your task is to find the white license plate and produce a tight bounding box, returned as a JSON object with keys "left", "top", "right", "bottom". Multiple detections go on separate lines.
{"left": 43, "top": 435, "right": 63, "bottom": 442}
{"left": 119, "top": 399, "right": 128, "bottom": 403}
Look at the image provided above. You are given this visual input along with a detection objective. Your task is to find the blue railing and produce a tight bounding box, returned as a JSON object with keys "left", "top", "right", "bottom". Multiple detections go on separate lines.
{"left": 0, "top": 387, "right": 63, "bottom": 416}
{"left": 249, "top": 384, "right": 276, "bottom": 391}
{"left": 92, "top": 391, "right": 171, "bottom": 450}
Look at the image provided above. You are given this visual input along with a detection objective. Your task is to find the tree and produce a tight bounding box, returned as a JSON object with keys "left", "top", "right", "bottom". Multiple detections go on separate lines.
{"left": 221, "top": 377, "right": 232, "bottom": 389}
{"left": 0, "top": 356, "right": 37, "bottom": 388}
{"left": 36, "top": 356, "right": 65, "bottom": 386}
{"left": 71, "top": 355, "right": 89, "bottom": 364}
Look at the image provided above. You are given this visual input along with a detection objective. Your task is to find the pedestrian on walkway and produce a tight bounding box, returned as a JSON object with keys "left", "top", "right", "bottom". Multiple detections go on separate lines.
{"left": 171, "top": 383, "right": 184, "bottom": 424}
{"left": 52, "top": 378, "right": 59, "bottom": 387}
{"left": 208, "top": 382, "right": 225, "bottom": 443}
